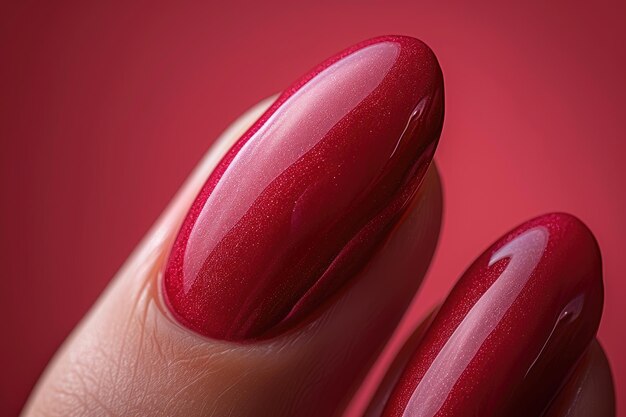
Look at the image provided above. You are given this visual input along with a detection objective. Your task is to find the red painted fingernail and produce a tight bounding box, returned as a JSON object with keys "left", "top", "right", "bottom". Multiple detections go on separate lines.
{"left": 163, "top": 36, "right": 444, "bottom": 341}
{"left": 381, "top": 213, "right": 604, "bottom": 417}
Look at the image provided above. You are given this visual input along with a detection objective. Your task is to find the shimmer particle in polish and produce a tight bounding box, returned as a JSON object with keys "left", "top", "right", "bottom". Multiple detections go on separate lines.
{"left": 163, "top": 35, "right": 444, "bottom": 341}
{"left": 381, "top": 213, "right": 603, "bottom": 417}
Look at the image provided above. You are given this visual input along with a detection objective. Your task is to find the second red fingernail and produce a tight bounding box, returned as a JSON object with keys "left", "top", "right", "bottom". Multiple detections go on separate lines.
{"left": 381, "top": 213, "right": 603, "bottom": 417}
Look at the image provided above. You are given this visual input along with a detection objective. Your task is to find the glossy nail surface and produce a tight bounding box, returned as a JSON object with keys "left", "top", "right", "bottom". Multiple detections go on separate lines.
{"left": 163, "top": 36, "right": 444, "bottom": 340}
{"left": 381, "top": 213, "right": 603, "bottom": 417}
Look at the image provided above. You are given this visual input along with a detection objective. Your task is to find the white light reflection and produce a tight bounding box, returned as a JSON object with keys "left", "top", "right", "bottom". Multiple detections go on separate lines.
{"left": 182, "top": 43, "right": 400, "bottom": 293}
{"left": 402, "top": 227, "right": 549, "bottom": 417}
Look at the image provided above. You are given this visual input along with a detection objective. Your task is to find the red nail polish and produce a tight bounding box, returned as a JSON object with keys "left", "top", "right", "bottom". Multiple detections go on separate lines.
{"left": 163, "top": 36, "right": 444, "bottom": 340}
{"left": 381, "top": 213, "right": 603, "bottom": 417}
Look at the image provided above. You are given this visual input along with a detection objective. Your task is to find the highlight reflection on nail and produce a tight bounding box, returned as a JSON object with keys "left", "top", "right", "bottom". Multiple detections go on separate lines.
{"left": 405, "top": 227, "right": 548, "bottom": 416}
{"left": 382, "top": 213, "right": 603, "bottom": 417}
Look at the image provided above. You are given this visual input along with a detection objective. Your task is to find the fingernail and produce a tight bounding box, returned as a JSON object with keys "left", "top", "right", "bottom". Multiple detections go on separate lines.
{"left": 163, "top": 36, "right": 444, "bottom": 340}
{"left": 381, "top": 213, "right": 604, "bottom": 417}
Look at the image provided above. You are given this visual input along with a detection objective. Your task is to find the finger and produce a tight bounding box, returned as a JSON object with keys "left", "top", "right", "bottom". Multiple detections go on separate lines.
{"left": 373, "top": 213, "right": 604, "bottom": 416}
{"left": 22, "top": 115, "right": 442, "bottom": 417}
{"left": 544, "top": 339, "right": 616, "bottom": 417}
{"left": 23, "top": 36, "right": 444, "bottom": 417}
{"left": 362, "top": 330, "right": 615, "bottom": 417}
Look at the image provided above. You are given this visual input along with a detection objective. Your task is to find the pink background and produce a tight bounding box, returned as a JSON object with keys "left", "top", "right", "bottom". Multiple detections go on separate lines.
{"left": 1, "top": 1, "right": 624, "bottom": 415}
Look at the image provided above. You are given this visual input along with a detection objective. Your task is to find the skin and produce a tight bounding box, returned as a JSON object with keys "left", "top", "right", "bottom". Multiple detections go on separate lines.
{"left": 21, "top": 98, "right": 615, "bottom": 417}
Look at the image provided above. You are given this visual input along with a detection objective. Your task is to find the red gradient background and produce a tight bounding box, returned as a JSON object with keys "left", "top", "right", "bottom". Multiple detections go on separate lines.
{"left": 1, "top": 1, "right": 625, "bottom": 415}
